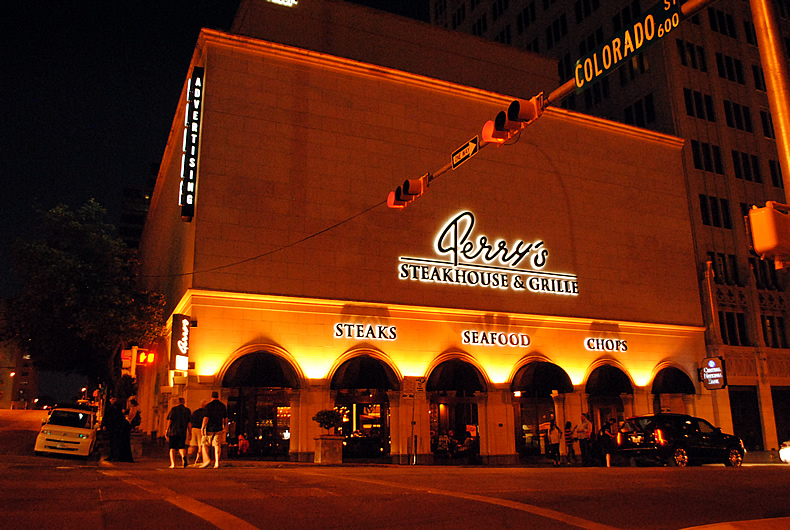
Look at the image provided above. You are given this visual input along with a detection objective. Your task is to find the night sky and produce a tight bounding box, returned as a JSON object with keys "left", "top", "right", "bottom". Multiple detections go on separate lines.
{"left": 0, "top": 0, "right": 428, "bottom": 298}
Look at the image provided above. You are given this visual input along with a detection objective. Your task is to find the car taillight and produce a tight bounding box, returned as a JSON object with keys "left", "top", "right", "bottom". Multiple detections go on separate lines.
{"left": 655, "top": 428, "right": 667, "bottom": 445}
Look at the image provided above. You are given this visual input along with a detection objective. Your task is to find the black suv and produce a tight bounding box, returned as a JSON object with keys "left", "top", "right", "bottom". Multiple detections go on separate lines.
{"left": 617, "top": 413, "right": 745, "bottom": 467}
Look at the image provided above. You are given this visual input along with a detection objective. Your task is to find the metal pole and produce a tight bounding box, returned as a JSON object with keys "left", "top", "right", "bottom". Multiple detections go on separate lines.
{"left": 749, "top": 0, "right": 790, "bottom": 194}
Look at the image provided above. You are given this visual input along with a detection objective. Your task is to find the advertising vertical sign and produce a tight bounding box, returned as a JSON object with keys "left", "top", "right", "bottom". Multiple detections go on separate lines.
{"left": 699, "top": 357, "right": 727, "bottom": 390}
{"left": 170, "top": 314, "right": 191, "bottom": 371}
{"left": 179, "top": 66, "right": 205, "bottom": 221}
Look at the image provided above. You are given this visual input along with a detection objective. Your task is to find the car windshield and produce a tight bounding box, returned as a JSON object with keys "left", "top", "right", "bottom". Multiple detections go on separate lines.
{"left": 621, "top": 417, "right": 654, "bottom": 432}
{"left": 47, "top": 410, "right": 92, "bottom": 429}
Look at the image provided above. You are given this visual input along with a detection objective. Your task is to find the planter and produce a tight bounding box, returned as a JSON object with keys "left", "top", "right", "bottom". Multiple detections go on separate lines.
{"left": 314, "top": 435, "right": 344, "bottom": 464}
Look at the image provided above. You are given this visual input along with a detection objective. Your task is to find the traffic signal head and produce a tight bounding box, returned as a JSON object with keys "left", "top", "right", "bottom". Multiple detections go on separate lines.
{"left": 747, "top": 202, "right": 790, "bottom": 269}
{"left": 138, "top": 350, "right": 155, "bottom": 365}
{"left": 387, "top": 173, "right": 431, "bottom": 209}
{"left": 482, "top": 94, "right": 545, "bottom": 145}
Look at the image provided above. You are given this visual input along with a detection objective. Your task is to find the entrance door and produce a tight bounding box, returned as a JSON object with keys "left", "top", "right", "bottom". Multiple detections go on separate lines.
{"left": 729, "top": 385, "right": 764, "bottom": 451}
{"left": 227, "top": 387, "right": 291, "bottom": 458}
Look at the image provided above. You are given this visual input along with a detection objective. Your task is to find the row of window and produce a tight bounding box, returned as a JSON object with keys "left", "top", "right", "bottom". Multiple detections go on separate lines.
{"left": 684, "top": 89, "right": 777, "bottom": 139}
{"left": 676, "top": 38, "right": 769, "bottom": 92}
{"left": 719, "top": 311, "right": 788, "bottom": 349}
{"left": 708, "top": 252, "right": 781, "bottom": 291}
{"left": 691, "top": 140, "right": 782, "bottom": 187}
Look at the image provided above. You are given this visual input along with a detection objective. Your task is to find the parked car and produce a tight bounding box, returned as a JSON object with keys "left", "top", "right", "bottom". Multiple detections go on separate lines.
{"left": 616, "top": 413, "right": 744, "bottom": 467}
{"left": 34, "top": 406, "right": 98, "bottom": 457}
{"left": 780, "top": 440, "right": 790, "bottom": 464}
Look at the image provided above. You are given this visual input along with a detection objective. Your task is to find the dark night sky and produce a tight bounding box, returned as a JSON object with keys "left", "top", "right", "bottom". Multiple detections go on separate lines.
{"left": 0, "top": 0, "right": 428, "bottom": 298}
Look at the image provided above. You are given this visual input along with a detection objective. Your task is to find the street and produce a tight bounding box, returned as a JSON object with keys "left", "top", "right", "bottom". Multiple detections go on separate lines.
{"left": 1, "top": 452, "right": 789, "bottom": 529}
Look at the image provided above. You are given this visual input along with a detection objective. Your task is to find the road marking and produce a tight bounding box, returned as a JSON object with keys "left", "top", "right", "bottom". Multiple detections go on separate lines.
{"left": 302, "top": 470, "right": 618, "bottom": 530}
{"left": 100, "top": 471, "right": 258, "bottom": 530}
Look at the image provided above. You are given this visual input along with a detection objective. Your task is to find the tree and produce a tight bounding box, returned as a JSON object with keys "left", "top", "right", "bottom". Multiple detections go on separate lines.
{"left": 3, "top": 200, "right": 165, "bottom": 388}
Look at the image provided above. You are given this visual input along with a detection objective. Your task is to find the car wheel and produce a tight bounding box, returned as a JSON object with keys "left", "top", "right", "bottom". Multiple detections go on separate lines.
{"left": 724, "top": 448, "right": 743, "bottom": 467}
{"left": 668, "top": 447, "right": 688, "bottom": 467}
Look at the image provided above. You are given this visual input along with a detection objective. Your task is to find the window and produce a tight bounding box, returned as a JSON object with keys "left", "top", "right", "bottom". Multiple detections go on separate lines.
{"left": 624, "top": 94, "right": 656, "bottom": 127}
{"left": 719, "top": 310, "right": 750, "bottom": 346}
{"left": 699, "top": 194, "right": 732, "bottom": 228}
{"left": 525, "top": 37, "right": 539, "bottom": 52}
{"left": 676, "top": 39, "right": 708, "bottom": 71}
{"left": 574, "top": 0, "right": 601, "bottom": 23}
{"left": 723, "top": 100, "right": 753, "bottom": 132}
{"left": 752, "top": 64, "right": 767, "bottom": 91}
{"left": 516, "top": 1, "right": 537, "bottom": 34}
{"left": 708, "top": 251, "right": 740, "bottom": 285}
{"left": 545, "top": 13, "right": 568, "bottom": 50}
{"left": 715, "top": 53, "right": 745, "bottom": 84}
{"left": 731, "top": 150, "right": 762, "bottom": 182}
{"left": 691, "top": 140, "right": 724, "bottom": 174}
{"left": 494, "top": 25, "right": 512, "bottom": 44}
{"left": 709, "top": 8, "right": 737, "bottom": 39}
{"left": 683, "top": 89, "right": 716, "bottom": 122}
{"left": 770, "top": 160, "right": 784, "bottom": 188}
{"left": 761, "top": 110, "right": 776, "bottom": 139}
{"left": 492, "top": 0, "right": 509, "bottom": 21}
{"left": 750, "top": 256, "right": 779, "bottom": 290}
{"left": 451, "top": 4, "right": 466, "bottom": 29}
{"left": 472, "top": 14, "right": 488, "bottom": 36}
{"left": 762, "top": 315, "right": 789, "bottom": 348}
{"left": 744, "top": 20, "right": 757, "bottom": 45}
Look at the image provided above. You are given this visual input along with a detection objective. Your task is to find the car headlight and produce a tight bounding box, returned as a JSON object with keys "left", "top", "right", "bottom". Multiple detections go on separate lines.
{"left": 779, "top": 445, "right": 790, "bottom": 464}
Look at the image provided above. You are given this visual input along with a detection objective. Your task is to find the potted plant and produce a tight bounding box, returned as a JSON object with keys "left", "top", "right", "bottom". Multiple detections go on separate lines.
{"left": 312, "top": 409, "right": 343, "bottom": 463}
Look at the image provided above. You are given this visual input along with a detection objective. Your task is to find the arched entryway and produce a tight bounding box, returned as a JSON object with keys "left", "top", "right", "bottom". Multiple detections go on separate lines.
{"left": 330, "top": 354, "right": 399, "bottom": 460}
{"left": 652, "top": 366, "right": 695, "bottom": 414}
{"left": 511, "top": 361, "right": 573, "bottom": 457}
{"left": 585, "top": 364, "right": 633, "bottom": 431}
{"left": 427, "top": 358, "right": 486, "bottom": 462}
{"left": 222, "top": 351, "right": 301, "bottom": 459}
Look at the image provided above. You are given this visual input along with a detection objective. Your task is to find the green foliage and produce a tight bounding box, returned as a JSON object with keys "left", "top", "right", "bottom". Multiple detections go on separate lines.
{"left": 312, "top": 409, "right": 342, "bottom": 432}
{"left": 3, "top": 200, "right": 165, "bottom": 384}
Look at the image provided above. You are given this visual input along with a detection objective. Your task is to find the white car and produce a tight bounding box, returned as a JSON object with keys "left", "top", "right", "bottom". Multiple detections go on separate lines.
{"left": 34, "top": 407, "right": 97, "bottom": 457}
{"left": 780, "top": 440, "right": 790, "bottom": 464}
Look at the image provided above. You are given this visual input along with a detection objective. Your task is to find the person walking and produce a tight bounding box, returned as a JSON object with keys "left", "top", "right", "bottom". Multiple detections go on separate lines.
{"left": 188, "top": 400, "right": 208, "bottom": 465}
{"left": 548, "top": 419, "right": 562, "bottom": 467}
{"left": 577, "top": 413, "right": 593, "bottom": 466}
{"left": 200, "top": 391, "right": 227, "bottom": 469}
{"left": 165, "top": 397, "right": 191, "bottom": 468}
{"left": 603, "top": 417, "right": 619, "bottom": 467}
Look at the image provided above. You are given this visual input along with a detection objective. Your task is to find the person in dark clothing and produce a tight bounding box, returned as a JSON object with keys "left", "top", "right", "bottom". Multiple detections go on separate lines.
{"left": 200, "top": 391, "right": 227, "bottom": 468}
{"left": 165, "top": 397, "right": 191, "bottom": 468}
{"left": 104, "top": 397, "right": 133, "bottom": 462}
{"left": 188, "top": 400, "right": 208, "bottom": 465}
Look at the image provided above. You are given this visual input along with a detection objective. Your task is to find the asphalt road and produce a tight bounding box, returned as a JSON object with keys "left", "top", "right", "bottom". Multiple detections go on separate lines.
{"left": 2, "top": 410, "right": 789, "bottom": 529}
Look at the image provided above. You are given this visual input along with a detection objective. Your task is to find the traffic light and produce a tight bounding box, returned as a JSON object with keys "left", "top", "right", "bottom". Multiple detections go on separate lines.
{"left": 387, "top": 173, "right": 431, "bottom": 209}
{"left": 137, "top": 349, "right": 155, "bottom": 365}
{"left": 481, "top": 93, "right": 544, "bottom": 144}
{"left": 747, "top": 202, "right": 790, "bottom": 269}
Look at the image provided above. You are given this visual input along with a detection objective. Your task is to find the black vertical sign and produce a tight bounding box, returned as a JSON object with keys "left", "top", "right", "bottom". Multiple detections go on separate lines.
{"left": 179, "top": 67, "right": 205, "bottom": 221}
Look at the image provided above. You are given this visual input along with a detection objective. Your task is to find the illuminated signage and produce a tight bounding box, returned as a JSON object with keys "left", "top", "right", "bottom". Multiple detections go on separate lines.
{"left": 699, "top": 357, "right": 727, "bottom": 390}
{"left": 267, "top": 0, "right": 298, "bottom": 5}
{"left": 585, "top": 338, "right": 628, "bottom": 352}
{"left": 463, "top": 330, "right": 530, "bottom": 347}
{"left": 334, "top": 323, "right": 397, "bottom": 340}
{"left": 574, "top": 0, "right": 680, "bottom": 90}
{"left": 170, "top": 314, "right": 191, "bottom": 371}
{"left": 179, "top": 66, "right": 205, "bottom": 221}
{"left": 398, "top": 211, "right": 578, "bottom": 296}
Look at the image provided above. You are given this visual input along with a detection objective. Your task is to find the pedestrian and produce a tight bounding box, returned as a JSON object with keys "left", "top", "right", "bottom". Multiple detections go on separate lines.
{"left": 104, "top": 396, "right": 134, "bottom": 462}
{"left": 577, "top": 413, "right": 593, "bottom": 466}
{"left": 188, "top": 400, "right": 208, "bottom": 465}
{"left": 602, "top": 417, "right": 619, "bottom": 467}
{"left": 548, "top": 419, "right": 562, "bottom": 466}
{"left": 564, "top": 420, "right": 577, "bottom": 465}
{"left": 200, "top": 391, "right": 227, "bottom": 468}
{"left": 165, "top": 397, "right": 191, "bottom": 468}
{"left": 126, "top": 398, "right": 141, "bottom": 432}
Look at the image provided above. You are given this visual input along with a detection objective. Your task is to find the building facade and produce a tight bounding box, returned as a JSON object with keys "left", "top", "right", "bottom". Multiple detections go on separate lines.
{"left": 139, "top": 0, "right": 725, "bottom": 463}
{"left": 428, "top": 0, "right": 790, "bottom": 452}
